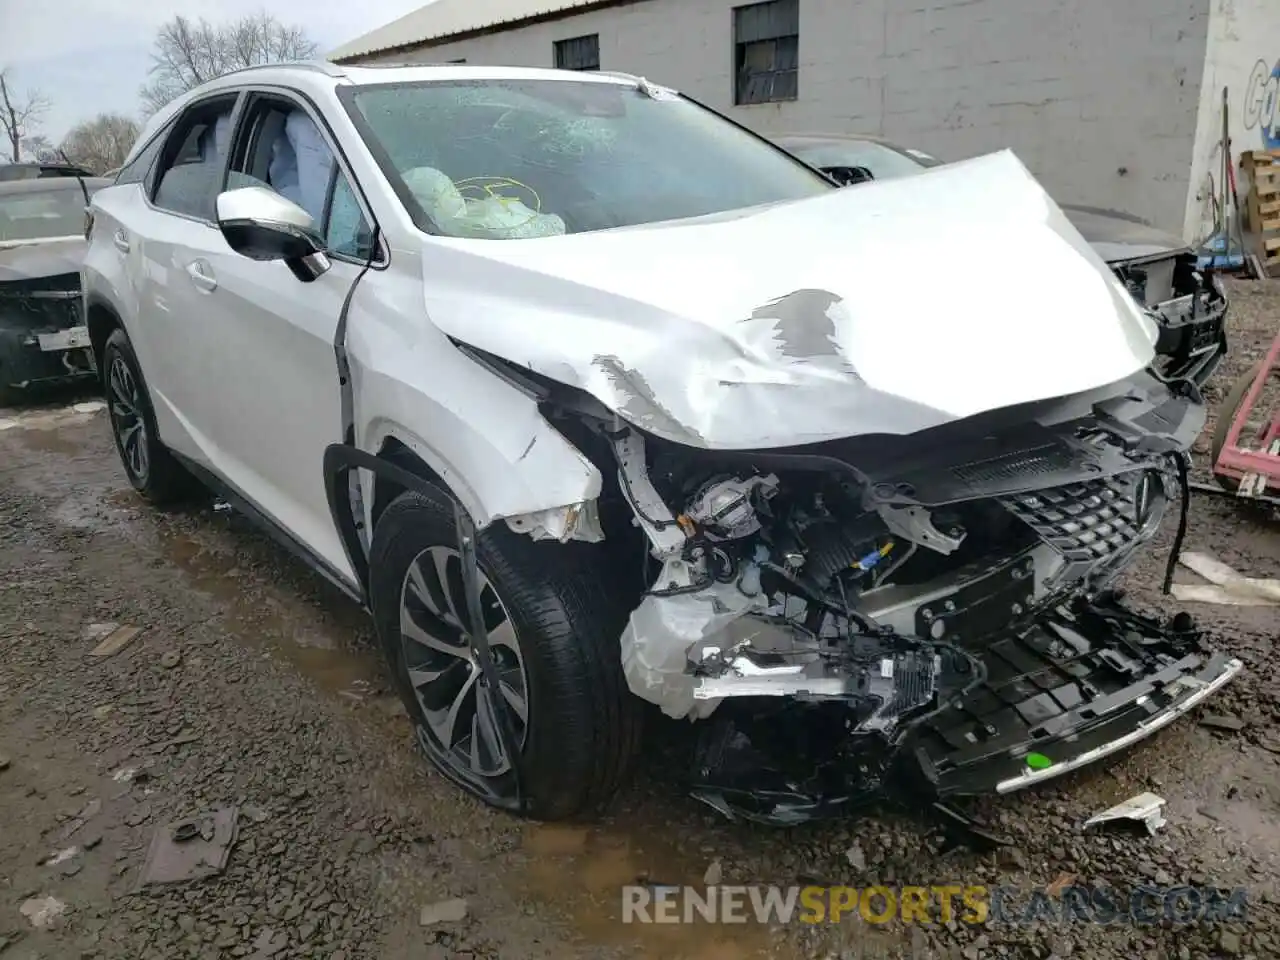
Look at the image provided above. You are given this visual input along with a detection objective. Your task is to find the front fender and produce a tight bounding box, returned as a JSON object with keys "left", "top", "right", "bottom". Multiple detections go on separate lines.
{"left": 361, "top": 414, "right": 601, "bottom": 528}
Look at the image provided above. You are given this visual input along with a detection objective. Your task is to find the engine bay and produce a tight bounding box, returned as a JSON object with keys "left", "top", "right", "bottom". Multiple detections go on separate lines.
{"left": 612, "top": 420, "right": 1171, "bottom": 729}
{"left": 576, "top": 367, "right": 1243, "bottom": 827}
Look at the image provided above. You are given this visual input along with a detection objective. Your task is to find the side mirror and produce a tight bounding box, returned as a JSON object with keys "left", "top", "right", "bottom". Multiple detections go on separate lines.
{"left": 822, "top": 165, "right": 875, "bottom": 187}
{"left": 215, "top": 186, "right": 330, "bottom": 282}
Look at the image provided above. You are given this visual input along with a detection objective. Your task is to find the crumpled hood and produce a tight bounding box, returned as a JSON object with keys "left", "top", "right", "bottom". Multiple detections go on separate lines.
{"left": 419, "top": 150, "right": 1157, "bottom": 449}
{"left": 1059, "top": 204, "right": 1187, "bottom": 264}
{"left": 0, "top": 237, "right": 87, "bottom": 284}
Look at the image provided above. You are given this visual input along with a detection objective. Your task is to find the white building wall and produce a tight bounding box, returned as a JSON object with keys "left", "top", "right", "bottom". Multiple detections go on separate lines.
{"left": 1184, "top": 0, "right": 1280, "bottom": 242}
{"left": 360, "top": 0, "right": 1210, "bottom": 233}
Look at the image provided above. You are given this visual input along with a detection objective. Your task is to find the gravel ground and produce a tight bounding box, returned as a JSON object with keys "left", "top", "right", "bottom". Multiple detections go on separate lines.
{"left": 1, "top": 280, "right": 1278, "bottom": 960}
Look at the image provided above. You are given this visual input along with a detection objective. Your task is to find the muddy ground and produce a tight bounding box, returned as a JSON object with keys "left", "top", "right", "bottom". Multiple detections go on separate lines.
{"left": 1, "top": 280, "right": 1278, "bottom": 960}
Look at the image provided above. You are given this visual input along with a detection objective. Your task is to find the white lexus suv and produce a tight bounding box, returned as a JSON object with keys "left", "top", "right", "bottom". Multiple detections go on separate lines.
{"left": 82, "top": 61, "right": 1238, "bottom": 827}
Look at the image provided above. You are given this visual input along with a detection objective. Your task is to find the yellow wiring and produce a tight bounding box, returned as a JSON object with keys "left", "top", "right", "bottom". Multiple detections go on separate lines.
{"left": 451, "top": 176, "right": 543, "bottom": 228}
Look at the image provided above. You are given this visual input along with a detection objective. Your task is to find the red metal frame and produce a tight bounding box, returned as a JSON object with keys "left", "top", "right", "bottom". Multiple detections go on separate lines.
{"left": 1214, "top": 329, "right": 1280, "bottom": 490}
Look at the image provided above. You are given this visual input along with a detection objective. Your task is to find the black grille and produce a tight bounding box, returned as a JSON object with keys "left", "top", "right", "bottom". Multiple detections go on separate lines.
{"left": 999, "top": 474, "right": 1147, "bottom": 564}
{"left": 951, "top": 445, "right": 1077, "bottom": 486}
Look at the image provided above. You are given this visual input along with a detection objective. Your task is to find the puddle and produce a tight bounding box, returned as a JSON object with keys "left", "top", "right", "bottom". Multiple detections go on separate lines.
{"left": 16, "top": 430, "right": 82, "bottom": 454}
{"left": 50, "top": 491, "right": 138, "bottom": 533}
{"left": 512, "top": 822, "right": 806, "bottom": 960}
{"left": 0, "top": 400, "right": 105, "bottom": 434}
{"left": 156, "top": 526, "right": 384, "bottom": 699}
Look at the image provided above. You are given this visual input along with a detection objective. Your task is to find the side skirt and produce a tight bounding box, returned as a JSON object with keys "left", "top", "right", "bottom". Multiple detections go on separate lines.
{"left": 172, "top": 451, "right": 366, "bottom": 608}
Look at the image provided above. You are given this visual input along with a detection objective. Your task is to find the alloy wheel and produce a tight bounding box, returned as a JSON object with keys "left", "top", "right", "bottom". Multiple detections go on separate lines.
{"left": 398, "top": 546, "right": 529, "bottom": 782}
{"left": 107, "top": 355, "right": 149, "bottom": 483}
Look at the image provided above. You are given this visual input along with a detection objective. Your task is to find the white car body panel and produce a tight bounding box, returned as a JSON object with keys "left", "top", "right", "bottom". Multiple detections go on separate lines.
{"left": 82, "top": 64, "right": 610, "bottom": 586}
{"left": 82, "top": 62, "right": 1154, "bottom": 590}
{"left": 344, "top": 261, "right": 603, "bottom": 531}
{"left": 419, "top": 150, "right": 1158, "bottom": 450}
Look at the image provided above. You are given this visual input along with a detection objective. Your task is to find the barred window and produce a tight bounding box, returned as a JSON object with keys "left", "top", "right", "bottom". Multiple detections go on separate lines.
{"left": 734, "top": 0, "right": 799, "bottom": 105}
{"left": 554, "top": 34, "right": 600, "bottom": 71}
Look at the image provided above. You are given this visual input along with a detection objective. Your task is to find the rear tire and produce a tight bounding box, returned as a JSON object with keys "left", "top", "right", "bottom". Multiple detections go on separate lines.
{"left": 369, "top": 487, "right": 642, "bottom": 820}
{"left": 102, "top": 328, "right": 197, "bottom": 504}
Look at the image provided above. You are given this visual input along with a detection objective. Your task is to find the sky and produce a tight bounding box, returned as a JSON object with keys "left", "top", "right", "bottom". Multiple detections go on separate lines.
{"left": 0, "top": 0, "right": 427, "bottom": 144}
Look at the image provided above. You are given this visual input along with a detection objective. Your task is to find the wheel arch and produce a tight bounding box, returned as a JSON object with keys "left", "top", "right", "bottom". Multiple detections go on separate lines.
{"left": 325, "top": 428, "right": 572, "bottom": 604}
{"left": 85, "top": 294, "right": 124, "bottom": 379}
{"left": 370, "top": 436, "right": 450, "bottom": 531}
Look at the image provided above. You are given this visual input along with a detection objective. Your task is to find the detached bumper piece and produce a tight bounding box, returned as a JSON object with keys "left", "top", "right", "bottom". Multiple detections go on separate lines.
{"left": 1136, "top": 252, "right": 1228, "bottom": 386}
{"left": 691, "top": 593, "right": 1241, "bottom": 826}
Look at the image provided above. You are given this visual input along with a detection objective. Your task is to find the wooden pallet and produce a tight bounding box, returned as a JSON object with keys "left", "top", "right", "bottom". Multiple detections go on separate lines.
{"left": 1244, "top": 150, "right": 1280, "bottom": 273}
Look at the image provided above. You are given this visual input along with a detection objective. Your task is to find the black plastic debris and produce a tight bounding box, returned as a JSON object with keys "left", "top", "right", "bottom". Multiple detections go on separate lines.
{"left": 139, "top": 807, "right": 239, "bottom": 887}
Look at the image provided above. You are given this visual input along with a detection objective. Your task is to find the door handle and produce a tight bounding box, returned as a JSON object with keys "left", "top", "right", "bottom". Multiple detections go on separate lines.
{"left": 112, "top": 229, "right": 130, "bottom": 253}
{"left": 186, "top": 260, "right": 217, "bottom": 293}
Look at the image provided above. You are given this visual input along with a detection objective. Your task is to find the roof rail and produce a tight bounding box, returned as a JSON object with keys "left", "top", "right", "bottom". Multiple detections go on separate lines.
{"left": 595, "top": 70, "right": 642, "bottom": 83}
{"left": 346, "top": 61, "right": 455, "bottom": 69}
{"left": 219, "top": 59, "right": 348, "bottom": 81}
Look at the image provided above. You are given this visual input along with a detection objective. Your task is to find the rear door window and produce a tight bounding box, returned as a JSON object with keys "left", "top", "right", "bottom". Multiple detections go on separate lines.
{"left": 152, "top": 96, "right": 238, "bottom": 221}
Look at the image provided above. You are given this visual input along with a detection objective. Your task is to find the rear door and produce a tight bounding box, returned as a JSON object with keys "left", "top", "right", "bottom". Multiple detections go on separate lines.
{"left": 168, "top": 89, "right": 379, "bottom": 578}
{"left": 82, "top": 122, "right": 173, "bottom": 389}
{"left": 132, "top": 93, "right": 242, "bottom": 468}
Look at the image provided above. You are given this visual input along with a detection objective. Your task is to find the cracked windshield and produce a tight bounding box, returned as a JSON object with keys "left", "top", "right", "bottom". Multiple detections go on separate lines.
{"left": 347, "top": 79, "right": 830, "bottom": 238}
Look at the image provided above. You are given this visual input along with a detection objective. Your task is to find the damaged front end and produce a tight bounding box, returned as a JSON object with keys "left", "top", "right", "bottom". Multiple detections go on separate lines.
{"left": 0, "top": 271, "right": 95, "bottom": 398}
{"left": 600, "top": 371, "right": 1241, "bottom": 825}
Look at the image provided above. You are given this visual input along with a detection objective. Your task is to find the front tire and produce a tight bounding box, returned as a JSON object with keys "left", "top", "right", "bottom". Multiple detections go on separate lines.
{"left": 102, "top": 328, "right": 196, "bottom": 504}
{"left": 369, "top": 487, "right": 642, "bottom": 820}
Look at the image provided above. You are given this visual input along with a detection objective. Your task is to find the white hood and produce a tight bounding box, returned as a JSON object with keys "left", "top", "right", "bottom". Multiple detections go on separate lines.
{"left": 419, "top": 150, "right": 1157, "bottom": 450}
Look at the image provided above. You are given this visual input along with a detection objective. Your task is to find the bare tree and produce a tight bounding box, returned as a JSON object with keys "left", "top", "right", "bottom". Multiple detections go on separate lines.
{"left": 19, "top": 133, "right": 52, "bottom": 162}
{"left": 140, "top": 12, "right": 317, "bottom": 115}
{"left": 0, "top": 67, "right": 50, "bottom": 163}
{"left": 60, "top": 114, "right": 141, "bottom": 174}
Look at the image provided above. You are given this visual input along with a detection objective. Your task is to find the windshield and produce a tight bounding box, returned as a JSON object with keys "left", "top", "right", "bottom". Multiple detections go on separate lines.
{"left": 343, "top": 79, "right": 833, "bottom": 239}
{"left": 783, "top": 139, "right": 938, "bottom": 181}
{"left": 0, "top": 187, "right": 88, "bottom": 242}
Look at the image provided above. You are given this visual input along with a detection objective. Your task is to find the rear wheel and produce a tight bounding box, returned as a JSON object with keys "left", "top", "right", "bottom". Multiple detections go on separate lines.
{"left": 102, "top": 328, "right": 197, "bottom": 504}
{"left": 369, "top": 487, "right": 642, "bottom": 820}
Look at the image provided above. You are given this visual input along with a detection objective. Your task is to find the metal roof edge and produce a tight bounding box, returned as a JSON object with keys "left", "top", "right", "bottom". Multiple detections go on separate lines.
{"left": 329, "top": 0, "right": 649, "bottom": 63}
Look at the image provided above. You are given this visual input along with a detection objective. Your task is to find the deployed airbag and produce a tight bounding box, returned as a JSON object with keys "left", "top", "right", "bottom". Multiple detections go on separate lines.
{"left": 268, "top": 111, "right": 335, "bottom": 224}
{"left": 402, "top": 166, "right": 565, "bottom": 240}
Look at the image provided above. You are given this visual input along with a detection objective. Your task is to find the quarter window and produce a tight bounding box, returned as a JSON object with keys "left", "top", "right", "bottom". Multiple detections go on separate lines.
{"left": 115, "top": 124, "right": 171, "bottom": 187}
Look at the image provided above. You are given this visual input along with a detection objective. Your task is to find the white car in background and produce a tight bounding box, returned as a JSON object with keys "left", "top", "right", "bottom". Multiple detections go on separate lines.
{"left": 81, "top": 62, "right": 1239, "bottom": 826}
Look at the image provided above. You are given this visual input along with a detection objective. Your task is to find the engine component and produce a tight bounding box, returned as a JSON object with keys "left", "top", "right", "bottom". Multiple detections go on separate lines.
{"left": 693, "top": 642, "right": 940, "bottom": 729}
{"left": 875, "top": 503, "right": 966, "bottom": 555}
{"left": 683, "top": 474, "right": 779, "bottom": 540}
{"left": 799, "top": 518, "right": 889, "bottom": 586}
{"left": 611, "top": 428, "right": 688, "bottom": 559}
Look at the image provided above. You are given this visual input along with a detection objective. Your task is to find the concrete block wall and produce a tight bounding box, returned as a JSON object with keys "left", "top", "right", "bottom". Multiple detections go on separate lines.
{"left": 360, "top": 0, "right": 1210, "bottom": 232}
